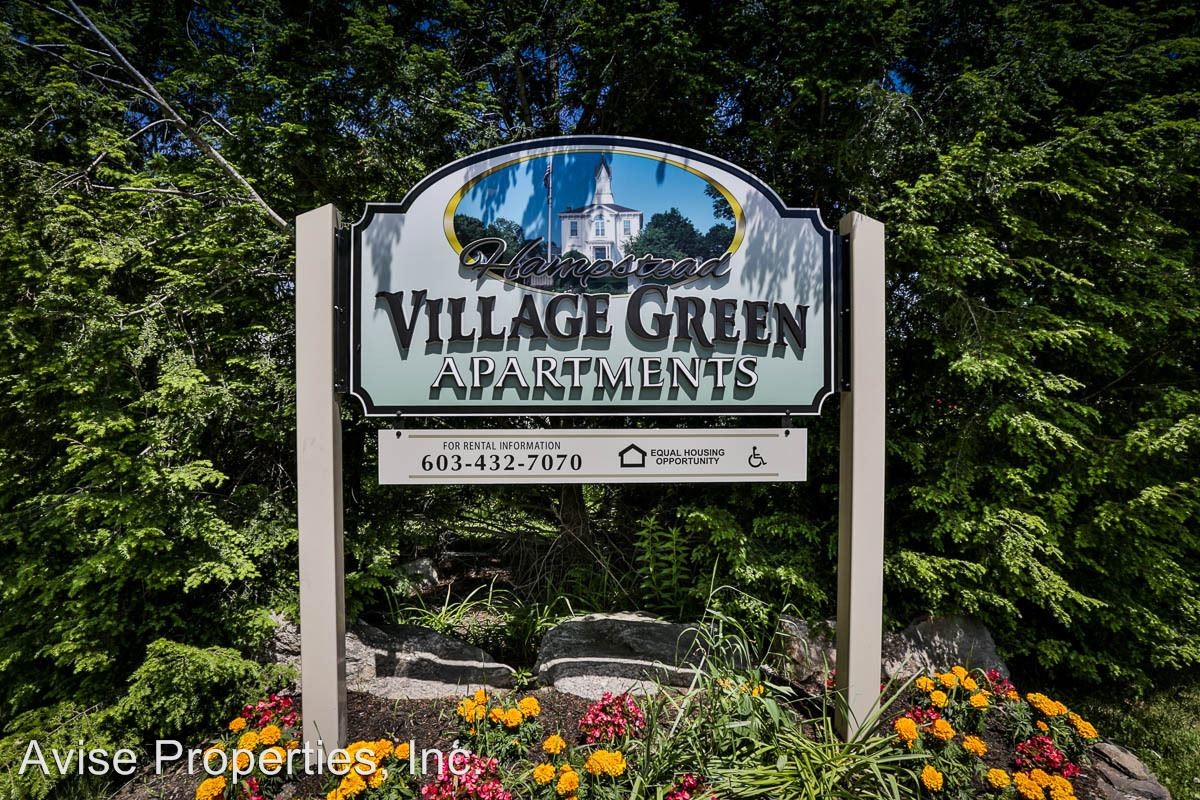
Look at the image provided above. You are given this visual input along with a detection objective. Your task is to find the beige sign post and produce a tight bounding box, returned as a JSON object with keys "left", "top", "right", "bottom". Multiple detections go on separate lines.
{"left": 835, "top": 212, "right": 887, "bottom": 738}
{"left": 295, "top": 204, "right": 347, "bottom": 755}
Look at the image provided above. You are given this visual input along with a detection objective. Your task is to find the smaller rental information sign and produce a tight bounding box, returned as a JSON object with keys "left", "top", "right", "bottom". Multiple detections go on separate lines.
{"left": 378, "top": 429, "right": 806, "bottom": 484}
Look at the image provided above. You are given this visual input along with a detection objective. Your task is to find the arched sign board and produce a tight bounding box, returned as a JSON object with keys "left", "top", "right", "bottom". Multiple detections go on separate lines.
{"left": 348, "top": 137, "right": 839, "bottom": 416}
{"left": 295, "top": 136, "right": 884, "bottom": 759}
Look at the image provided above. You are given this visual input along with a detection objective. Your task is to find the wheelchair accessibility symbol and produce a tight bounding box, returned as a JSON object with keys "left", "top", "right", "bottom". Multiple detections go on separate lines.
{"left": 747, "top": 447, "right": 767, "bottom": 469}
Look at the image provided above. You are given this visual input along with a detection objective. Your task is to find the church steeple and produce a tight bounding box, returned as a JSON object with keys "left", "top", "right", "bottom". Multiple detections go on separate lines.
{"left": 591, "top": 159, "right": 614, "bottom": 205}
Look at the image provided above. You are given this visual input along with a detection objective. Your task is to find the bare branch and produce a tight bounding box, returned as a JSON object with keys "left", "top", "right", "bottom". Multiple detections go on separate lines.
{"left": 64, "top": 0, "right": 290, "bottom": 231}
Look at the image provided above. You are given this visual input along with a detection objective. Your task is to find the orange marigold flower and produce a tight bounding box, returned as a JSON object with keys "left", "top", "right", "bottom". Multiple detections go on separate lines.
{"left": 473, "top": 689, "right": 488, "bottom": 704}
{"left": 1068, "top": 712, "right": 1099, "bottom": 739}
{"left": 518, "top": 696, "right": 542, "bottom": 718}
{"left": 939, "top": 672, "right": 958, "bottom": 688}
{"left": 894, "top": 717, "right": 919, "bottom": 747}
{"left": 1037, "top": 720, "right": 1050, "bottom": 732}
{"left": 367, "top": 768, "right": 387, "bottom": 789}
{"left": 1048, "top": 775, "right": 1076, "bottom": 800}
{"left": 951, "top": 666, "right": 969, "bottom": 680}
{"left": 963, "top": 735, "right": 987, "bottom": 757}
{"left": 542, "top": 734, "right": 567, "bottom": 755}
{"left": 915, "top": 676, "right": 936, "bottom": 693}
{"left": 489, "top": 707, "right": 505, "bottom": 724}
{"left": 1027, "top": 693, "right": 1068, "bottom": 717}
{"left": 259, "top": 724, "right": 282, "bottom": 746}
{"left": 988, "top": 769, "right": 1012, "bottom": 789}
{"left": 237, "top": 731, "right": 259, "bottom": 751}
{"left": 931, "top": 718, "right": 956, "bottom": 741}
{"left": 195, "top": 776, "right": 226, "bottom": 800}
{"left": 584, "top": 749, "right": 627, "bottom": 777}
{"left": 503, "top": 708, "right": 524, "bottom": 728}
{"left": 228, "top": 717, "right": 247, "bottom": 733}
{"left": 339, "top": 771, "right": 367, "bottom": 797}
{"left": 395, "top": 741, "right": 411, "bottom": 760}
{"left": 930, "top": 690, "right": 949, "bottom": 708}
{"left": 533, "top": 763, "right": 556, "bottom": 785}
{"left": 970, "top": 692, "right": 990, "bottom": 709}
{"left": 1014, "top": 772, "right": 1044, "bottom": 800}
{"left": 235, "top": 751, "right": 251, "bottom": 771}
{"left": 921, "top": 765, "right": 944, "bottom": 791}
{"left": 285, "top": 739, "right": 300, "bottom": 750}
{"left": 556, "top": 769, "right": 580, "bottom": 795}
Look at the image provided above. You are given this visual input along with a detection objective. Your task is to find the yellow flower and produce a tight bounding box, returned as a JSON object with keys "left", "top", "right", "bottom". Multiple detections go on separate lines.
{"left": 921, "top": 765, "right": 944, "bottom": 791}
{"left": 951, "top": 665, "right": 968, "bottom": 680}
{"left": 1031, "top": 769, "right": 1053, "bottom": 788}
{"left": 556, "top": 768, "right": 580, "bottom": 795}
{"left": 235, "top": 751, "right": 251, "bottom": 771}
{"left": 962, "top": 735, "right": 987, "bottom": 757}
{"left": 1014, "top": 772, "right": 1044, "bottom": 800}
{"left": 474, "top": 688, "right": 488, "bottom": 704}
{"left": 519, "top": 696, "right": 542, "bottom": 718}
{"left": 488, "top": 707, "right": 505, "bottom": 724}
{"left": 1007, "top": 689, "right": 1021, "bottom": 702}
{"left": 894, "top": 717, "right": 919, "bottom": 747}
{"left": 1068, "top": 712, "right": 1099, "bottom": 739}
{"left": 930, "top": 690, "right": 948, "bottom": 708}
{"left": 339, "top": 771, "right": 367, "bottom": 797}
{"left": 542, "top": 734, "right": 567, "bottom": 755}
{"left": 195, "top": 776, "right": 226, "bottom": 800}
{"left": 1048, "top": 775, "right": 1076, "bottom": 800}
{"left": 503, "top": 708, "right": 524, "bottom": 728}
{"left": 584, "top": 749, "right": 627, "bottom": 777}
{"left": 285, "top": 739, "right": 300, "bottom": 750}
{"left": 970, "top": 692, "right": 990, "bottom": 709}
{"left": 395, "top": 741, "right": 411, "bottom": 760}
{"left": 457, "top": 697, "right": 484, "bottom": 722}
{"left": 1037, "top": 720, "right": 1050, "bottom": 732}
{"left": 533, "top": 763, "right": 556, "bottom": 785}
{"left": 228, "top": 717, "right": 247, "bottom": 733}
{"left": 750, "top": 684, "right": 765, "bottom": 697}
{"left": 962, "top": 676, "right": 979, "bottom": 692}
{"left": 915, "top": 676, "right": 936, "bottom": 693}
{"left": 260, "top": 746, "right": 286, "bottom": 770}
{"left": 368, "top": 768, "right": 388, "bottom": 789}
{"left": 237, "top": 731, "right": 259, "bottom": 751}
{"left": 987, "top": 769, "right": 1012, "bottom": 789}
{"left": 931, "top": 718, "right": 956, "bottom": 741}
{"left": 1026, "top": 693, "right": 1068, "bottom": 717}
{"left": 259, "top": 724, "right": 282, "bottom": 746}
{"left": 939, "top": 672, "right": 958, "bottom": 689}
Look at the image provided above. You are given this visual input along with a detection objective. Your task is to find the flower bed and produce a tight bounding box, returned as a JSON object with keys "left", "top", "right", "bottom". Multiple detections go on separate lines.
{"left": 894, "top": 667, "right": 1101, "bottom": 799}
{"left": 192, "top": 665, "right": 1107, "bottom": 800}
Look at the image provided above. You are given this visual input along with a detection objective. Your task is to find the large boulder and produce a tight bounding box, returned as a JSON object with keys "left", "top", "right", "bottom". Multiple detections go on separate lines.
{"left": 771, "top": 614, "right": 1009, "bottom": 685}
{"left": 1093, "top": 742, "right": 1172, "bottom": 800}
{"left": 269, "top": 616, "right": 515, "bottom": 699}
{"left": 535, "top": 612, "right": 702, "bottom": 698}
{"left": 897, "top": 615, "right": 1008, "bottom": 678}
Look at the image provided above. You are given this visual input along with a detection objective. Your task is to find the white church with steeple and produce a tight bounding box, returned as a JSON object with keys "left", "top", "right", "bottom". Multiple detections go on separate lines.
{"left": 558, "top": 160, "right": 643, "bottom": 262}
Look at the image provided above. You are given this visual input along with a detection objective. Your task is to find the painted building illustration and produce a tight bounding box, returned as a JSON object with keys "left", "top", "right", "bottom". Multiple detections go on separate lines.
{"left": 558, "top": 160, "right": 643, "bottom": 262}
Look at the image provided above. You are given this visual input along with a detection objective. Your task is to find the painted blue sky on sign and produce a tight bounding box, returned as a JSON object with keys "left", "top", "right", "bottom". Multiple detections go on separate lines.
{"left": 453, "top": 152, "right": 727, "bottom": 248}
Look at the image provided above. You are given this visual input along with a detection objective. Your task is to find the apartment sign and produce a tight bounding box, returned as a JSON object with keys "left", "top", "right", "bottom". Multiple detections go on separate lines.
{"left": 349, "top": 136, "right": 838, "bottom": 416}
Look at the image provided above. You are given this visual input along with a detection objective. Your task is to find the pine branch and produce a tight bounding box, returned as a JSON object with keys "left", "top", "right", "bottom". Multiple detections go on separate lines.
{"left": 64, "top": 0, "right": 290, "bottom": 231}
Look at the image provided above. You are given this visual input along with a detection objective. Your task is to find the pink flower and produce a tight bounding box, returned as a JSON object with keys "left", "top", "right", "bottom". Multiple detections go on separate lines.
{"left": 578, "top": 693, "right": 646, "bottom": 743}
{"left": 420, "top": 753, "right": 511, "bottom": 800}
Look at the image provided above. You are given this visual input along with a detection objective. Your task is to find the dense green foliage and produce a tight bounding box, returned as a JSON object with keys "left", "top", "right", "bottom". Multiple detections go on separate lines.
{"left": 0, "top": 1, "right": 1197, "bottom": 791}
